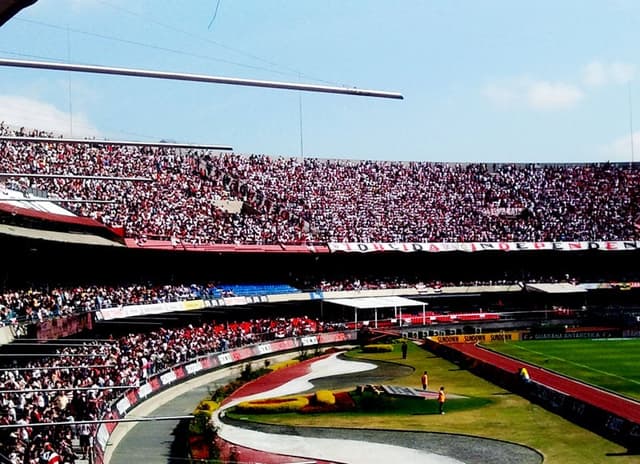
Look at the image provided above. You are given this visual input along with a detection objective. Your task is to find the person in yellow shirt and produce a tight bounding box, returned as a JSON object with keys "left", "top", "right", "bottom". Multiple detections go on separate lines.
{"left": 421, "top": 370, "right": 429, "bottom": 391}
{"left": 519, "top": 366, "right": 531, "bottom": 383}
{"left": 438, "top": 386, "right": 446, "bottom": 414}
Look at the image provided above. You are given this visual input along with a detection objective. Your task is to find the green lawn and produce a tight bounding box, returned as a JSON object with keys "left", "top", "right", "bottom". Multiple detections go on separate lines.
{"left": 485, "top": 338, "right": 640, "bottom": 400}
{"left": 225, "top": 340, "right": 640, "bottom": 464}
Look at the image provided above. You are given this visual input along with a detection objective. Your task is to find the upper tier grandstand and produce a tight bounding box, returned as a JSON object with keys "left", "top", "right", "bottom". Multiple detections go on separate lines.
{"left": 2, "top": 122, "right": 640, "bottom": 248}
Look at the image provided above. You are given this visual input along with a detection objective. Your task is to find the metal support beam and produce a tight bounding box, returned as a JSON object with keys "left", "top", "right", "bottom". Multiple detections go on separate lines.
{"left": 0, "top": 364, "right": 118, "bottom": 372}
{"left": 0, "top": 135, "right": 233, "bottom": 151}
{"left": 0, "top": 198, "right": 116, "bottom": 204}
{"left": 0, "top": 58, "right": 404, "bottom": 100}
{"left": 0, "top": 415, "right": 195, "bottom": 429}
{"left": 0, "top": 385, "right": 134, "bottom": 394}
{"left": 0, "top": 172, "right": 152, "bottom": 182}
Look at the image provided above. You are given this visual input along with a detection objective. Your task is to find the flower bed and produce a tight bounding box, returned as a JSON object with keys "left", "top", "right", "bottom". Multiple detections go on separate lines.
{"left": 236, "top": 395, "right": 310, "bottom": 413}
{"left": 234, "top": 390, "right": 357, "bottom": 414}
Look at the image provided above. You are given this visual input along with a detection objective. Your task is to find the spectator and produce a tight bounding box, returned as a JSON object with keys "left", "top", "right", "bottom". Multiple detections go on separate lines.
{"left": 421, "top": 370, "right": 429, "bottom": 391}
{"left": 438, "top": 386, "right": 446, "bottom": 415}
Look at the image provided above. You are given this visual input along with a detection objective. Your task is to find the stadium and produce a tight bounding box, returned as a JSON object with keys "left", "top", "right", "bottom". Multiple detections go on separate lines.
{"left": 1, "top": 2, "right": 640, "bottom": 464}
{"left": 2, "top": 123, "right": 640, "bottom": 463}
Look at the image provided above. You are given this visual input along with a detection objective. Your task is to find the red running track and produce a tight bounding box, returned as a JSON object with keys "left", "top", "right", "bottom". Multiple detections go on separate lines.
{"left": 452, "top": 343, "right": 640, "bottom": 424}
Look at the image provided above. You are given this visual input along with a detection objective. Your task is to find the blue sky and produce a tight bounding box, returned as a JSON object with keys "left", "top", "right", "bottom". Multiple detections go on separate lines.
{"left": 0, "top": 0, "right": 639, "bottom": 163}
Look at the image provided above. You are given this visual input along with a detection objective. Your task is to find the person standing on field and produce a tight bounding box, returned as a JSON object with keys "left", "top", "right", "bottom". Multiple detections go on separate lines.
{"left": 421, "top": 370, "right": 429, "bottom": 391}
{"left": 401, "top": 341, "right": 408, "bottom": 359}
{"left": 438, "top": 386, "right": 446, "bottom": 414}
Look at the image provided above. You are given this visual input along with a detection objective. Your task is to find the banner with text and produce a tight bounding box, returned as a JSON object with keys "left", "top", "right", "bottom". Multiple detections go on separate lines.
{"left": 328, "top": 241, "right": 640, "bottom": 253}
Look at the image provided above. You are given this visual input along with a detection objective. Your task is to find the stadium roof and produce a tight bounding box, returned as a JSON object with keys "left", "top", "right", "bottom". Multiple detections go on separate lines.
{"left": 0, "top": 223, "right": 125, "bottom": 247}
{"left": 0, "top": 0, "right": 37, "bottom": 27}
{"left": 525, "top": 283, "right": 587, "bottom": 294}
{"left": 325, "top": 296, "right": 426, "bottom": 309}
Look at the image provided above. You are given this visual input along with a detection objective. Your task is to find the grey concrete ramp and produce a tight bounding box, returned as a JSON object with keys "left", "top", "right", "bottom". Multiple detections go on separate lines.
{"left": 108, "top": 373, "right": 234, "bottom": 464}
{"left": 106, "top": 352, "right": 301, "bottom": 464}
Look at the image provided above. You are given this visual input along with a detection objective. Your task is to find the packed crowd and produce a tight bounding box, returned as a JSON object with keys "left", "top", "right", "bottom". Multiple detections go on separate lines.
{"left": 0, "top": 315, "right": 328, "bottom": 463}
{"left": 0, "top": 271, "right": 588, "bottom": 327}
{"left": 2, "top": 123, "right": 640, "bottom": 245}
{"left": 0, "top": 283, "right": 208, "bottom": 327}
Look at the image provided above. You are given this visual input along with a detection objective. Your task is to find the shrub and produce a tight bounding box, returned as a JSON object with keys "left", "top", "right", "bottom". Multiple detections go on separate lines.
{"left": 211, "top": 379, "right": 245, "bottom": 402}
{"left": 300, "top": 390, "right": 355, "bottom": 413}
{"left": 189, "top": 412, "right": 210, "bottom": 434}
{"left": 314, "top": 390, "right": 336, "bottom": 406}
{"left": 188, "top": 400, "right": 220, "bottom": 434}
{"left": 362, "top": 344, "right": 393, "bottom": 353}
{"left": 235, "top": 396, "right": 310, "bottom": 413}
{"left": 194, "top": 400, "right": 219, "bottom": 415}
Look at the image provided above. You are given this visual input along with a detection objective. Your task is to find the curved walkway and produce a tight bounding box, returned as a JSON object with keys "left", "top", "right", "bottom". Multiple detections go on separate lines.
{"left": 214, "top": 351, "right": 543, "bottom": 464}
{"left": 107, "top": 351, "right": 302, "bottom": 464}
{"left": 108, "top": 369, "right": 239, "bottom": 464}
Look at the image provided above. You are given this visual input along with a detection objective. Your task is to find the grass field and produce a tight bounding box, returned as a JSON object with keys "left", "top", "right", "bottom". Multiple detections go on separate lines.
{"left": 228, "top": 340, "right": 640, "bottom": 464}
{"left": 484, "top": 338, "right": 640, "bottom": 400}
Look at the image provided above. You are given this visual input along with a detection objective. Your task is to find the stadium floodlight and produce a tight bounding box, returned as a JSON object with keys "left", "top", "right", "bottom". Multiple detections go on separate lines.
{"left": 0, "top": 58, "right": 404, "bottom": 99}
{"left": 0, "top": 135, "right": 233, "bottom": 151}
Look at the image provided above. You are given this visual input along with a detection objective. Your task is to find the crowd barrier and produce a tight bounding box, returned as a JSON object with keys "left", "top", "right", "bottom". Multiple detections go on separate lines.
{"left": 93, "top": 330, "right": 358, "bottom": 464}
{"left": 33, "top": 312, "right": 94, "bottom": 339}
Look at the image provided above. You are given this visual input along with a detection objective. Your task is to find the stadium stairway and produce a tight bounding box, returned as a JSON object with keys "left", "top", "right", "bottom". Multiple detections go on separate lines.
{"left": 72, "top": 437, "right": 91, "bottom": 464}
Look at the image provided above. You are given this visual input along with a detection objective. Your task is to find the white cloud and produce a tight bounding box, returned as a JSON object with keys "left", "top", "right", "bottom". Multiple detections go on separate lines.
{"left": 526, "top": 81, "right": 584, "bottom": 110}
{"left": 483, "top": 78, "right": 583, "bottom": 111}
{"left": 0, "top": 95, "right": 100, "bottom": 138}
{"left": 486, "top": 60, "right": 636, "bottom": 111}
{"left": 600, "top": 131, "right": 640, "bottom": 162}
{"left": 583, "top": 60, "right": 636, "bottom": 87}
{"left": 610, "top": 62, "right": 636, "bottom": 83}
{"left": 583, "top": 62, "right": 607, "bottom": 87}
{"left": 482, "top": 83, "right": 518, "bottom": 108}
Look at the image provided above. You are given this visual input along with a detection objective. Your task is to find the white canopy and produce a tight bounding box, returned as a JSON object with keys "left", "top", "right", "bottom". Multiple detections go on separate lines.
{"left": 325, "top": 296, "right": 425, "bottom": 309}
{"left": 526, "top": 283, "right": 587, "bottom": 294}
{"left": 325, "top": 296, "right": 428, "bottom": 328}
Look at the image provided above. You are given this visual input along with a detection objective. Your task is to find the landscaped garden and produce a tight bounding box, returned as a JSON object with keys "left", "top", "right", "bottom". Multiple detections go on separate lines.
{"left": 215, "top": 339, "right": 640, "bottom": 464}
